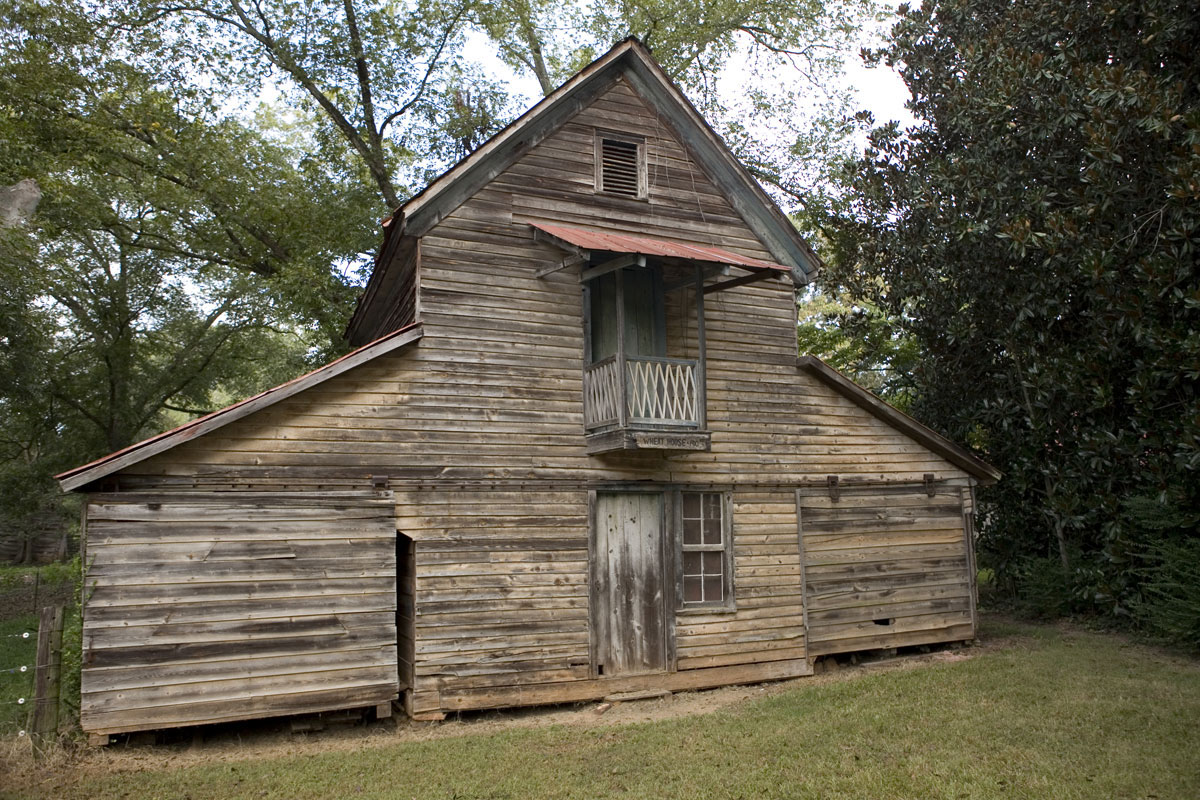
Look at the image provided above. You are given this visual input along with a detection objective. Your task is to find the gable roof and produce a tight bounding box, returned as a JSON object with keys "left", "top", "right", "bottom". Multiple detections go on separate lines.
{"left": 56, "top": 323, "right": 424, "bottom": 492}
{"left": 348, "top": 37, "right": 820, "bottom": 340}
{"left": 797, "top": 356, "right": 1002, "bottom": 485}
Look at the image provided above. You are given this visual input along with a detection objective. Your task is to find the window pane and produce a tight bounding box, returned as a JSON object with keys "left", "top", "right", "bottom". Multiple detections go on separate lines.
{"left": 703, "top": 493, "right": 722, "bottom": 522}
{"left": 703, "top": 576, "right": 723, "bottom": 603}
{"left": 679, "top": 492, "right": 730, "bottom": 607}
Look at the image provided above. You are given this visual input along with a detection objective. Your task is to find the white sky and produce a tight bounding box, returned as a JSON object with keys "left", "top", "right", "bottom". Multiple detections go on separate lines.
{"left": 461, "top": 22, "right": 916, "bottom": 154}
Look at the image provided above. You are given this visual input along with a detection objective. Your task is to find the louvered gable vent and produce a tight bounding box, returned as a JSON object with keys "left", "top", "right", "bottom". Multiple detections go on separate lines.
{"left": 598, "top": 135, "right": 643, "bottom": 197}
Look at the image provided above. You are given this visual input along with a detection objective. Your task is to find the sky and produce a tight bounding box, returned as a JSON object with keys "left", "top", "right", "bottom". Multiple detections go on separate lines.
{"left": 456, "top": 21, "right": 917, "bottom": 197}
{"left": 462, "top": 18, "right": 917, "bottom": 134}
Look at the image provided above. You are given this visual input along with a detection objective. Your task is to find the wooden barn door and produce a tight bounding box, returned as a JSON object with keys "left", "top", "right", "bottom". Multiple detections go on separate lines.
{"left": 79, "top": 491, "right": 399, "bottom": 736}
{"left": 592, "top": 492, "right": 669, "bottom": 676}
{"left": 797, "top": 484, "right": 976, "bottom": 657}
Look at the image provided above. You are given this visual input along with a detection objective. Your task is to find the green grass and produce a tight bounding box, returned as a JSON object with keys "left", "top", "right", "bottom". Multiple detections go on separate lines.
{"left": 3, "top": 617, "right": 1197, "bottom": 799}
{"left": 0, "top": 562, "right": 78, "bottom": 594}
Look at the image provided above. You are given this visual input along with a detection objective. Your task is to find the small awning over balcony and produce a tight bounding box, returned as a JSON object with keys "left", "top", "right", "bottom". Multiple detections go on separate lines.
{"left": 530, "top": 222, "right": 793, "bottom": 290}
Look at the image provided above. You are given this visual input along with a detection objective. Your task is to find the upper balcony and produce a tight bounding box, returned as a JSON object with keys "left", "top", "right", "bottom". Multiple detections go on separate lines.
{"left": 583, "top": 354, "right": 707, "bottom": 453}
{"left": 577, "top": 253, "right": 711, "bottom": 455}
{"left": 528, "top": 222, "right": 794, "bottom": 456}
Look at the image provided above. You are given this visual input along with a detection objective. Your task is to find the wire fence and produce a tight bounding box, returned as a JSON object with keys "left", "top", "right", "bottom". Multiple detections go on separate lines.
{"left": 2, "top": 562, "right": 79, "bottom": 743}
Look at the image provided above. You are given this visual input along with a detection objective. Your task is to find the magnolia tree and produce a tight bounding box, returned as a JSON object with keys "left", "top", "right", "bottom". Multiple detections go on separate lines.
{"left": 826, "top": 0, "right": 1199, "bottom": 640}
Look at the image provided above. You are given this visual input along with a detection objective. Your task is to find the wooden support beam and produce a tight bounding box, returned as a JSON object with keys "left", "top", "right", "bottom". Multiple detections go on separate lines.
{"left": 664, "top": 264, "right": 727, "bottom": 292}
{"left": 581, "top": 253, "right": 646, "bottom": 282}
{"left": 534, "top": 252, "right": 587, "bottom": 278}
{"left": 702, "top": 269, "right": 778, "bottom": 295}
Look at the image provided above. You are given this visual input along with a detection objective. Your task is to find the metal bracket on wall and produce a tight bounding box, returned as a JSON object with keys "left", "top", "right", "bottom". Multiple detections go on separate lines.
{"left": 826, "top": 475, "right": 839, "bottom": 502}
{"left": 370, "top": 474, "right": 390, "bottom": 490}
{"left": 924, "top": 473, "right": 936, "bottom": 497}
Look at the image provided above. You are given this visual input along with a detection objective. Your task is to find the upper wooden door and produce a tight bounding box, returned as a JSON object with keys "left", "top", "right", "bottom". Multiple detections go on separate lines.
{"left": 592, "top": 491, "right": 669, "bottom": 676}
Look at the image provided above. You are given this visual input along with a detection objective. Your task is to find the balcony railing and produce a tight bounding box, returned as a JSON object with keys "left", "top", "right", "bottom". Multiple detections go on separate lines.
{"left": 583, "top": 355, "right": 700, "bottom": 430}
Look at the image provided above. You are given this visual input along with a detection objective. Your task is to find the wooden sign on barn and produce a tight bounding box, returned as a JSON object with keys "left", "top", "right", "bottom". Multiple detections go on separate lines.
{"left": 57, "top": 38, "right": 999, "bottom": 741}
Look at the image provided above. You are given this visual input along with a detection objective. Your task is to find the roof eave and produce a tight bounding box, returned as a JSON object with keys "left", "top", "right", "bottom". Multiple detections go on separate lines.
{"left": 397, "top": 38, "right": 821, "bottom": 279}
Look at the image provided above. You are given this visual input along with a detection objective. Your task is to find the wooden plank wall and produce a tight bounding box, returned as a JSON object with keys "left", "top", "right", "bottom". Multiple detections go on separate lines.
{"left": 108, "top": 75, "right": 981, "bottom": 719}
{"left": 351, "top": 237, "right": 419, "bottom": 346}
{"left": 394, "top": 489, "right": 591, "bottom": 716}
{"left": 676, "top": 491, "right": 806, "bottom": 671}
{"left": 798, "top": 485, "right": 976, "bottom": 656}
{"left": 80, "top": 492, "right": 399, "bottom": 735}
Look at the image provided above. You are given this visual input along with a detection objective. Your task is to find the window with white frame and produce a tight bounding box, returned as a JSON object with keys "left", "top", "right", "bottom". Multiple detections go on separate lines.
{"left": 679, "top": 491, "right": 732, "bottom": 607}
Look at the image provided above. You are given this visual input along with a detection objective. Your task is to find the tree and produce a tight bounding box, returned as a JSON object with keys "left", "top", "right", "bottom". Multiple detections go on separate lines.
{"left": 1, "top": 0, "right": 380, "bottom": 557}
{"left": 113, "top": 0, "right": 478, "bottom": 209}
{"left": 111, "top": 0, "right": 874, "bottom": 215}
{"left": 830, "top": 0, "right": 1200, "bottom": 628}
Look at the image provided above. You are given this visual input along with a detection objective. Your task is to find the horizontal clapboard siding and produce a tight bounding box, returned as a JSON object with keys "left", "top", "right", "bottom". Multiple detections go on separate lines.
{"left": 397, "top": 489, "right": 591, "bottom": 713}
{"left": 675, "top": 491, "right": 805, "bottom": 670}
{"left": 102, "top": 76, "right": 981, "bottom": 720}
{"left": 80, "top": 492, "right": 399, "bottom": 735}
{"left": 798, "top": 486, "right": 975, "bottom": 656}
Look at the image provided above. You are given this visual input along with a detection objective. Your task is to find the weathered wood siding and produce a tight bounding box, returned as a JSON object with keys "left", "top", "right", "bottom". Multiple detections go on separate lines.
{"left": 593, "top": 492, "right": 669, "bottom": 676}
{"left": 395, "top": 488, "right": 591, "bottom": 716}
{"left": 675, "top": 490, "right": 806, "bottom": 671}
{"left": 798, "top": 485, "right": 976, "bottom": 656}
{"left": 351, "top": 237, "right": 419, "bottom": 346}
{"left": 80, "top": 492, "right": 399, "bottom": 735}
{"left": 97, "top": 73, "right": 980, "bottom": 722}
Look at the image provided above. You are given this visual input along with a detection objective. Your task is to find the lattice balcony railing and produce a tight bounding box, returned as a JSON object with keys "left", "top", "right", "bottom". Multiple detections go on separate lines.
{"left": 583, "top": 356, "right": 621, "bottom": 428}
{"left": 583, "top": 355, "right": 700, "bottom": 430}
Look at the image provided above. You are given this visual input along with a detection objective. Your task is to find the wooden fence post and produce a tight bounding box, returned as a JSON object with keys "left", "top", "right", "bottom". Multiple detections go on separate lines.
{"left": 29, "top": 605, "right": 64, "bottom": 756}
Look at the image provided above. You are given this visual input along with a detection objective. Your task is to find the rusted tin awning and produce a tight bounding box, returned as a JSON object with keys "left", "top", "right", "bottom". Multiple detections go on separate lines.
{"left": 529, "top": 222, "right": 791, "bottom": 274}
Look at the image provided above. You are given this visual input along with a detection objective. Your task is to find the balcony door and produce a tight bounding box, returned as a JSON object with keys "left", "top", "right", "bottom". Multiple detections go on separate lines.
{"left": 588, "top": 266, "right": 665, "bottom": 362}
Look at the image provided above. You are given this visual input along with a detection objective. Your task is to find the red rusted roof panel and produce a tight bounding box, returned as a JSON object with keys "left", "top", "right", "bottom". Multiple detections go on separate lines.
{"left": 530, "top": 222, "right": 790, "bottom": 273}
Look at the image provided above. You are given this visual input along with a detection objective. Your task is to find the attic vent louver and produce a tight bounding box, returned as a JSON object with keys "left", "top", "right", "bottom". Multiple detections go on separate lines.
{"left": 597, "top": 133, "right": 644, "bottom": 198}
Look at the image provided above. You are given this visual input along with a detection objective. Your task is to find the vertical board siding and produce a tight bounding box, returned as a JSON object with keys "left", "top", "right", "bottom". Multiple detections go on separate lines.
{"left": 80, "top": 493, "right": 399, "bottom": 735}
{"left": 797, "top": 486, "right": 975, "bottom": 656}
{"left": 593, "top": 492, "right": 668, "bottom": 676}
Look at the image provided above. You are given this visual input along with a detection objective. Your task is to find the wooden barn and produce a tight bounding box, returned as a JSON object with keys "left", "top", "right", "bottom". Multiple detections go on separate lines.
{"left": 56, "top": 38, "right": 999, "bottom": 742}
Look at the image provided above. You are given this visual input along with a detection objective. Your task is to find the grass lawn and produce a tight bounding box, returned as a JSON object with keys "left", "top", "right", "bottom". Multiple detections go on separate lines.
{"left": 2, "top": 617, "right": 1198, "bottom": 799}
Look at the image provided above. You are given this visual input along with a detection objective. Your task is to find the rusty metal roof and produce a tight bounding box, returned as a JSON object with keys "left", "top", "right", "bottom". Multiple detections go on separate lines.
{"left": 529, "top": 222, "right": 790, "bottom": 273}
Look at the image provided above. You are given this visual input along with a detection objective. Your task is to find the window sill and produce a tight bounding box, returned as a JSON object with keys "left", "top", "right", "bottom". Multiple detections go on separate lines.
{"left": 676, "top": 605, "right": 737, "bottom": 616}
